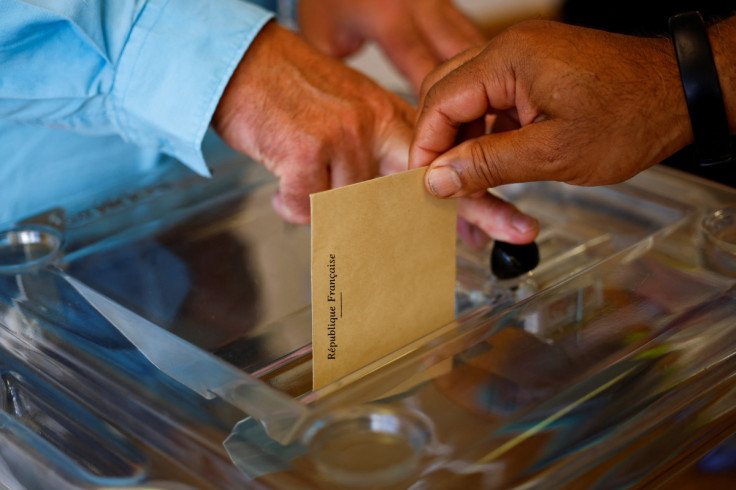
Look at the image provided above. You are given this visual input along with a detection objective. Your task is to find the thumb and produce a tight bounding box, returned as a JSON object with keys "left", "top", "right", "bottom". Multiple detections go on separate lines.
{"left": 424, "top": 122, "right": 562, "bottom": 197}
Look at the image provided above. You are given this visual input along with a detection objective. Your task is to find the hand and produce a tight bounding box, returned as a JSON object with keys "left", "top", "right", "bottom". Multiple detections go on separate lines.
{"left": 298, "top": 0, "right": 485, "bottom": 92}
{"left": 212, "top": 22, "right": 415, "bottom": 224}
{"left": 212, "top": 22, "right": 537, "bottom": 244}
{"left": 410, "top": 20, "right": 694, "bottom": 198}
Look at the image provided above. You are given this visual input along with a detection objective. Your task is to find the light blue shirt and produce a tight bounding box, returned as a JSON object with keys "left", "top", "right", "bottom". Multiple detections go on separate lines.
{"left": 0, "top": 0, "right": 286, "bottom": 228}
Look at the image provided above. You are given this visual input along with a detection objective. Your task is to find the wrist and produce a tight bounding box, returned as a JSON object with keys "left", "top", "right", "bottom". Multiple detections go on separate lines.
{"left": 638, "top": 36, "right": 694, "bottom": 166}
{"left": 213, "top": 21, "right": 286, "bottom": 140}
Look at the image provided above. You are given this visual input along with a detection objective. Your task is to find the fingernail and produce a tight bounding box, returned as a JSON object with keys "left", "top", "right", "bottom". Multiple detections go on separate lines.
{"left": 428, "top": 166, "right": 461, "bottom": 197}
{"left": 511, "top": 212, "right": 538, "bottom": 233}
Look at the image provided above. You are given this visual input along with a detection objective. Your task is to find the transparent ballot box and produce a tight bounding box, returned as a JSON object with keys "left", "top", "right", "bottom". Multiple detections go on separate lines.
{"left": 2, "top": 160, "right": 736, "bottom": 489}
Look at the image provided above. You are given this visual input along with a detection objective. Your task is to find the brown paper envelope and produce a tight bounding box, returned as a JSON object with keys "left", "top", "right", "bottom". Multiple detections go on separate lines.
{"left": 310, "top": 168, "right": 457, "bottom": 389}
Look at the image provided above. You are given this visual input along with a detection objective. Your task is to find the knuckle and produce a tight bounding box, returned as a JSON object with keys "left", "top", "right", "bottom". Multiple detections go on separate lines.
{"left": 465, "top": 140, "right": 503, "bottom": 188}
{"left": 423, "top": 82, "right": 444, "bottom": 111}
{"left": 419, "top": 75, "right": 437, "bottom": 101}
{"left": 503, "top": 19, "right": 547, "bottom": 40}
{"left": 340, "top": 113, "right": 373, "bottom": 154}
{"left": 494, "top": 20, "right": 551, "bottom": 59}
{"left": 340, "top": 106, "right": 366, "bottom": 132}
{"left": 300, "top": 138, "right": 330, "bottom": 168}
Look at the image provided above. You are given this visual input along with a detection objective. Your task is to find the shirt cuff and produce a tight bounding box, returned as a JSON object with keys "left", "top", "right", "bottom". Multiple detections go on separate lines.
{"left": 111, "top": 0, "right": 274, "bottom": 176}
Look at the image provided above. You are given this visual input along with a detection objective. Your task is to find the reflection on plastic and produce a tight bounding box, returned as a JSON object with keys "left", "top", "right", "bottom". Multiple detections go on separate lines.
{"left": 0, "top": 225, "right": 62, "bottom": 274}
{"left": 304, "top": 407, "right": 431, "bottom": 487}
{"left": 702, "top": 206, "right": 736, "bottom": 276}
{"left": 63, "top": 273, "right": 308, "bottom": 445}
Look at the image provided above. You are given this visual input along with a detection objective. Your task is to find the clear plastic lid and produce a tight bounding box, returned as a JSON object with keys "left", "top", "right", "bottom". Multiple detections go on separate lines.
{"left": 2, "top": 160, "right": 736, "bottom": 488}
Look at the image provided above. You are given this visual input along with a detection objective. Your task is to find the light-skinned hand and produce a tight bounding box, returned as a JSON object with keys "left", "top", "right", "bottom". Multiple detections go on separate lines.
{"left": 298, "top": 0, "right": 485, "bottom": 92}
{"left": 212, "top": 22, "right": 415, "bottom": 224}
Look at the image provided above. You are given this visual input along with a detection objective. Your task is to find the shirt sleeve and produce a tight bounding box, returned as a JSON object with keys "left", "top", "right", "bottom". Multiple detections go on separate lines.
{"left": 0, "top": 0, "right": 275, "bottom": 176}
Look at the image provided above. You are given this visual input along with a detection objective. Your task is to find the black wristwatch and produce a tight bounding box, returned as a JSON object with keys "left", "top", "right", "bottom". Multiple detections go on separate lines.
{"left": 668, "top": 11, "right": 733, "bottom": 166}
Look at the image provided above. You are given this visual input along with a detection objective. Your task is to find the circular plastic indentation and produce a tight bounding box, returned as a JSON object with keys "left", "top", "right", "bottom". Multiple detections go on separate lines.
{"left": 304, "top": 407, "right": 431, "bottom": 487}
{"left": 0, "top": 225, "right": 62, "bottom": 274}
{"left": 702, "top": 206, "right": 736, "bottom": 276}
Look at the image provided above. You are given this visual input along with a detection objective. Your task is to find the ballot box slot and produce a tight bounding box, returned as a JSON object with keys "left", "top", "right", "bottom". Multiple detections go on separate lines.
{"left": 49, "top": 173, "right": 694, "bottom": 406}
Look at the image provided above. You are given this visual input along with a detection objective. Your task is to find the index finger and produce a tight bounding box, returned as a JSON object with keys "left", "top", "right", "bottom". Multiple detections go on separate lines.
{"left": 410, "top": 49, "right": 516, "bottom": 169}
{"left": 409, "top": 67, "right": 492, "bottom": 169}
{"left": 416, "top": 44, "right": 485, "bottom": 121}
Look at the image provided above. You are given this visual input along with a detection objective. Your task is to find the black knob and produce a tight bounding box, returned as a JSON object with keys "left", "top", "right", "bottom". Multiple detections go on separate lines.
{"left": 490, "top": 241, "right": 540, "bottom": 280}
